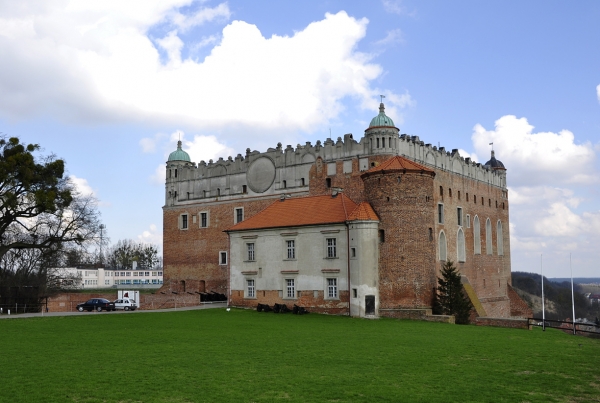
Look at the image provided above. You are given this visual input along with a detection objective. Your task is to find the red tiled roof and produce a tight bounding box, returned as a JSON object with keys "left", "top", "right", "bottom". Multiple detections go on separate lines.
{"left": 362, "top": 155, "right": 434, "bottom": 177}
{"left": 348, "top": 202, "right": 379, "bottom": 221}
{"left": 226, "top": 193, "right": 376, "bottom": 232}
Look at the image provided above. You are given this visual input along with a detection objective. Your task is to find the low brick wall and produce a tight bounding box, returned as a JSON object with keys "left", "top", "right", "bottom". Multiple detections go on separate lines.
{"left": 47, "top": 292, "right": 203, "bottom": 312}
{"left": 475, "top": 317, "right": 530, "bottom": 329}
{"left": 379, "top": 308, "right": 455, "bottom": 324}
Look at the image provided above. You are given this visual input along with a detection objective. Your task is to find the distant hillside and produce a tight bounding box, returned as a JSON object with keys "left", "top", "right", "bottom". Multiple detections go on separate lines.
{"left": 549, "top": 278, "right": 600, "bottom": 284}
{"left": 511, "top": 272, "right": 599, "bottom": 322}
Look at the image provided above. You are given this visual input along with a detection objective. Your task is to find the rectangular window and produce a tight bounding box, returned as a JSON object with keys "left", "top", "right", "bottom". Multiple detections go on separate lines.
{"left": 126, "top": 272, "right": 131, "bottom": 277}
{"left": 220, "top": 251, "right": 227, "bottom": 265}
{"left": 326, "top": 238, "right": 337, "bottom": 258}
{"left": 286, "top": 279, "right": 295, "bottom": 298}
{"left": 247, "top": 243, "right": 255, "bottom": 261}
{"left": 327, "top": 278, "right": 338, "bottom": 298}
{"left": 158, "top": 271, "right": 163, "bottom": 276}
{"left": 379, "top": 229, "right": 385, "bottom": 243}
{"left": 105, "top": 280, "right": 110, "bottom": 285}
{"left": 351, "top": 247, "right": 356, "bottom": 258}
{"left": 457, "top": 207, "right": 463, "bottom": 226}
{"left": 466, "top": 214, "right": 471, "bottom": 228}
{"left": 247, "top": 279, "right": 255, "bottom": 298}
{"left": 438, "top": 203, "right": 444, "bottom": 224}
{"left": 200, "top": 212, "right": 208, "bottom": 228}
{"left": 133, "top": 272, "right": 138, "bottom": 276}
{"left": 181, "top": 214, "right": 188, "bottom": 229}
{"left": 145, "top": 272, "right": 150, "bottom": 276}
{"left": 235, "top": 208, "right": 244, "bottom": 224}
{"left": 287, "top": 240, "right": 295, "bottom": 259}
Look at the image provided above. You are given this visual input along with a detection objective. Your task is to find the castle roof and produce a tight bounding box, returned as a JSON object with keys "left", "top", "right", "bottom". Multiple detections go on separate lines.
{"left": 168, "top": 140, "right": 191, "bottom": 162}
{"left": 347, "top": 202, "right": 379, "bottom": 221}
{"left": 226, "top": 193, "right": 377, "bottom": 232}
{"left": 368, "top": 102, "right": 396, "bottom": 128}
{"left": 361, "top": 155, "right": 435, "bottom": 178}
{"left": 484, "top": 150, "right": 505, "bottom": 170}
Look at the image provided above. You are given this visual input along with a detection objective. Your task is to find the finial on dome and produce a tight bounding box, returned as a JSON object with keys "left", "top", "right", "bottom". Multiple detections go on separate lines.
{"left": 177, "top": 140, "right": 182, "bottom": 149}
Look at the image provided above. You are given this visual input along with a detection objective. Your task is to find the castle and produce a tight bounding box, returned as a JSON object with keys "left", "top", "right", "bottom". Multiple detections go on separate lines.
{"left": 162, "top": 103, "right": 530, "bottom": 320}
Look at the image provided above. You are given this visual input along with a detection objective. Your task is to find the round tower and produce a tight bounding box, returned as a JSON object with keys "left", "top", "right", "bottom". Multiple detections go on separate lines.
{"left": 165, "top": 140, "right": 194, "bottom": 206}
{"left": 361, "top": 155, "right": 437, "bottom": 310}
{"left": 364, "top": 102, "right": 400, "bottom": 155}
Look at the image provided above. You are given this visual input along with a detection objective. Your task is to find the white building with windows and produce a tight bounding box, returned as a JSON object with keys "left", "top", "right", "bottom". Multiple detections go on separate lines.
{"left": 51, "top": 267, "right": 164, "bottom": 289}
{"left": 226, "top": 193, "right": 380, "bottom": 317}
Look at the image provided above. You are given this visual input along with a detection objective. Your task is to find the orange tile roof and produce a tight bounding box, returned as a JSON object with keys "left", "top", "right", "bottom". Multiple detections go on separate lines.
{"left": 362, "top": 155, "right": 434, "bottom": 177}
{"left": 348, "top": 202, "right": 379, "bottom": 221}
{"left": 226, "top": 193, "right": 377, "bottom": 232}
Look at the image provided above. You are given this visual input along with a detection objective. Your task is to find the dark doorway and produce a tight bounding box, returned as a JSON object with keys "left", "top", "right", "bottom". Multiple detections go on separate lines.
{"left": 365, "top": 295, "right": 375, "bottom": 315}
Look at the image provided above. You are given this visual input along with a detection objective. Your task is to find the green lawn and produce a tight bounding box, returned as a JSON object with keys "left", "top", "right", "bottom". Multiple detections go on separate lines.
{"left": 0, "top": 309, "right": 598, "bottom": 403}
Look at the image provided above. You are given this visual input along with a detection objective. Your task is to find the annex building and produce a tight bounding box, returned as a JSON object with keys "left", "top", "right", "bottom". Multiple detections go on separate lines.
{"left": 162, "top": 103, "right": 530, "bottom": 320}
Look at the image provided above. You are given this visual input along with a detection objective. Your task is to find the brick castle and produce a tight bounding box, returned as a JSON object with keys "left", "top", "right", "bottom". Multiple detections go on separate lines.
{"left": 162, "top": 102, "right": 530, "bottom": 320}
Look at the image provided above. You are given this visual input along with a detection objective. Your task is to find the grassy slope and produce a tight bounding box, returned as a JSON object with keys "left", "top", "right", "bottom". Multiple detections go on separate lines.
{"left": 0, "top": 309, "right": 598, "bottom": 403}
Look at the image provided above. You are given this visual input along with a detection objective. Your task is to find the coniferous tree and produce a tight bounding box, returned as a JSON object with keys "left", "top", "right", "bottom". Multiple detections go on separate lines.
{"left": 435, "top": 260, "right": 472, "bottom": 324}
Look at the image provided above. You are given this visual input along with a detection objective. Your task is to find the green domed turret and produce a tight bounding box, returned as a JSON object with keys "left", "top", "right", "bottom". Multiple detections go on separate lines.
{"left": 369, "top": 103, "right": 395, "bottom": 128}
{"left": 168, "top": 140, "right": 191, "bottom": 162}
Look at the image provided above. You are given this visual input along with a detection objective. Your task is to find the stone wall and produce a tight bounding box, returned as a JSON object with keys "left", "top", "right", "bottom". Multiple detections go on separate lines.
{"left": 47, "top": 292, "right": 203, "bottom": 312}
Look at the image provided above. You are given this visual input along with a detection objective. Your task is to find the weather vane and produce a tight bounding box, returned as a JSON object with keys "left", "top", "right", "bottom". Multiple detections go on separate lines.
{"left": 380, "top": 95, "right": 385, "bottom": 103}
{"left": 489, "top": 142, "right": 494, "bottom": 151}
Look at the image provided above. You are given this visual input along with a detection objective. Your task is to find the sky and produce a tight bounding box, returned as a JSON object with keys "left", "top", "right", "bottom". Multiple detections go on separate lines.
{"left": 1, "top": 0, "right": 599, "bottom": 278}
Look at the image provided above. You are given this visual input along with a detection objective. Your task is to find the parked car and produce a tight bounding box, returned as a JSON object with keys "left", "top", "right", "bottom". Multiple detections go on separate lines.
{"left": 114, "top": 298, "right": 137, "bottom": 311}
{"left": 76, "top": 298, "right": 115, "bottom": 312}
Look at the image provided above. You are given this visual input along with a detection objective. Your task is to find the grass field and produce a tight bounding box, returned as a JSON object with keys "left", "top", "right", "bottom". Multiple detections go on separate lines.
{"left": 0, "top": 308, "right": 598, "bottom": 403}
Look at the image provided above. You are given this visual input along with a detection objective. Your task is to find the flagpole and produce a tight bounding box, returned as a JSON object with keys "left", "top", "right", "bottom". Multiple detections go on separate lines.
{"left": 570, "top": 253, "right": 576, "bottom": 335}
{"left": 541, "top": 254, "right": 545, "bottom": 331}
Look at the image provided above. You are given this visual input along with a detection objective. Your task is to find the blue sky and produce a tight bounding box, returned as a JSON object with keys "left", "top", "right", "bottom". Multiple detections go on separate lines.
{"left": 1, "top": 1, "right": 599, "bottom": 277}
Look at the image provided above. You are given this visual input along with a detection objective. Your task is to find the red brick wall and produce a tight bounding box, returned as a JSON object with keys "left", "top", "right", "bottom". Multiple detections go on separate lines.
{"left": 230, "top": 290, "right": 349, "bottom": 315}
{"left": 162, "top": 197, "right": 274, "bottom": 294}
{"left": 363, "top": 171, "right": 437, "bottom": 309}
{"left": 47, "top": 292, "right": 203, "bottom": 312}
{"left": 432, "top": 169, "right": 512, "bottom": 317}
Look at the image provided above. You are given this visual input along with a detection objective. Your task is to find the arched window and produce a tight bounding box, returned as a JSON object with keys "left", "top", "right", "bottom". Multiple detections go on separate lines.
{"left": 473, "top": 216, "right": 481, "bottom": 255}
{"left": 497, "top": 220, "right": 504, "bottom": 256}
{"left": 486, "top": 218, "right": 493, "bottom": 255}
{"left": 457, "top": 228, "right": 466, "bottom": 262}
{"left": 439, "top": 231, "right": 447, "bottom": 261}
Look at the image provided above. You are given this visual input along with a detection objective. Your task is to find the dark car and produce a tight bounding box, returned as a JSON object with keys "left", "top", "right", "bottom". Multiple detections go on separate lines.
{"left": 76, "top": 298, "right": 116, "bottom": 312}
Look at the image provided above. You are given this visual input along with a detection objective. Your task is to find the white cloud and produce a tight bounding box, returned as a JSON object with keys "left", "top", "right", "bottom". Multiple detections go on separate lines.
{"left": 472, "top": 115, "right": 597, "bottom": 186}
{"left": 171, "top": 2, "right": 230, "bottom": 31}
{"left": 374, "top": 29, "right": 405, "bottom": 47}
{"left": 597, "top": 83, "right": 600, "bottom": 102}
{"left": 0, "top": 5, "right": 407, "bottom": 147}
{"left": 382, "top": 0, "right": 417, "bottom": 17}
{"left": 458, "top": 148, "right": 478, "bottom": 163}
{"left": 70, "top": 175, "right": 95, "bottom": 196}
{"left": 151, "top": 164, "right": 167, "bottom": 185}
{"left": 140, "top": 133, "right": 167, "bottom": 153}
{"left": 137, "top": 223, "right": 162, "bottom": 246}
{"left": 174, "top": 132, "right": 236, "bottom": 163}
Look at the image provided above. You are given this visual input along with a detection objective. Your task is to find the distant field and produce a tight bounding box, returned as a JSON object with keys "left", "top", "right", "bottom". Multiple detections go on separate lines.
{"left": 0, "top": 309, "right": 598, "bottom": 403}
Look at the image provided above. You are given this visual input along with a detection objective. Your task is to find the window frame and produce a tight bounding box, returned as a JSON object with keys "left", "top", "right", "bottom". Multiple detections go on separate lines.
{"left": 326, "top": 278, "right": 338, "bottom": 299}
{"left": 325, "top": 238, "right": 337, "bottom": 259}
{"left": 285, "top": 239, "right": 296, "bottom": 260}
{"left": 285, "top": 278, "right": 296, "bottom": 299}
{"left": 246, "top": 279, "right": 256, "bottom": 299}
{"left": 457, "top": 207, "right": 463, "bottom": 226}
{"left": 199, "top": 211, "right": 209, "bottom": 228}
{"left": 246, "top": 242, "right": 255, "bottom": 261}
{"left": 234, "top": 207, "right": 244, "bottom": 224}
{"left": 180, "top": 213, "right": 189, "bottom": 230}
{"left": 219, "top": 251, "right": 228, "bottom": 265}
{"left": 437, "top": 203, "right": 444, "bottom": 224}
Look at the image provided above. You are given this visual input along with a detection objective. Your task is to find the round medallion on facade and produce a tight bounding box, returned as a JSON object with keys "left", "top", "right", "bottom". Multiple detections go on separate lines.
{"left": 246, "top": 157, "right": 276, "bottom": 193}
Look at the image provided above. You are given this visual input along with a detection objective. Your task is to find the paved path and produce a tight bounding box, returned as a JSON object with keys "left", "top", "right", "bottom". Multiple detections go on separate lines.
{"left": 0, "top": 302, "right": 228, "bottom": 320}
